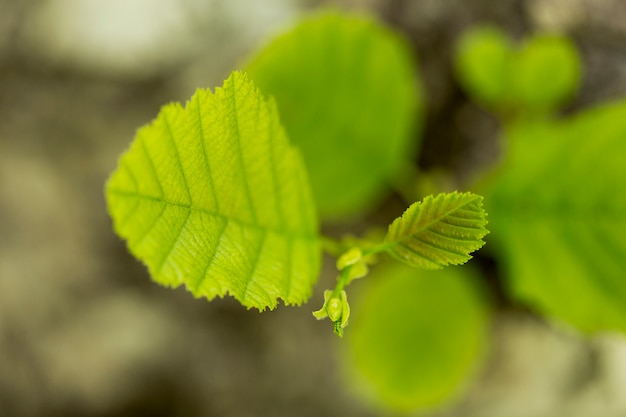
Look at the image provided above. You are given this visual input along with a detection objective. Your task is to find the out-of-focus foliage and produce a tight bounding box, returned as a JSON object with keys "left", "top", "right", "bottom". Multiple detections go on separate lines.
{"left": 455, "top": 27, "right": 513, "bottom": 107}
{"left": 456, "top": 26, "right": 580, "bottom": 114}
{"left": 345, "top": 264, "right": 489, "bottom": 412}
{"left": 246, "top": 12, "right": 421, "bottom": 219}
{"left": 106, "top": 71, "right": 320, "bottom": 310}
{"left": 512, "top": 35, "right": 580, "bottom": 111}
{"left": 384, "top": 192, "right": 488, "bottom": 269}
{"left": 458, "top": 27, "right": 626, "bottom": 333}
{"left": 482, "top": 103, "right": 626, "bottom": 332}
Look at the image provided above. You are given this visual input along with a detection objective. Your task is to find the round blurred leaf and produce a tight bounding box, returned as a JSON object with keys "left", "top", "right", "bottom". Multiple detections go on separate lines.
{"left": 455, "top": 26, "right": 513, "bottom": 107}
{"left": 455, "top": 27, "right": 581, "bottom": 114}
{"left": 344, "top": 263, "right": 489, "bottom": 412}
{"left": 246, "top": 12, "right": 421, "bottom": 219}
{"left": 512, "top": 35, "right": 581, "bottom": 111}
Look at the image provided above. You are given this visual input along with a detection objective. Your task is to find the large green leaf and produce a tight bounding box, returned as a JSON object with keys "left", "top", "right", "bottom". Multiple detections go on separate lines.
{"left": 344, "top": 263, "right": 489, "bottom": 412}
{"left": 384, "top": 192, "right": 488, "bottom": 269}
{"left": 246, "top": 12, "right": 421, "bottom": 219}
{"left": 106, "top": 71, "right": 320, "bottom": 310}
{"left": 482, "top": 101, "right": 626, "bottom": 331}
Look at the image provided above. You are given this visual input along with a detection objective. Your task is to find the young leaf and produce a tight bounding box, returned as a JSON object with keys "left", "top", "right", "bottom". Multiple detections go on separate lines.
{"left": 384, "top": 192, "right": 488, "bottom": 269}
{"left": 344, "top": 263, "right": 489, "bottom": 412}
{"left": 513, "top": 35, "right": 580, "bottom": 111}
{"left": 455, "top": 26, "right": 513, "bottom": 107}
{"left": 482, "top": 101, "right": 626, "bottom": 332}
{"left": 246, "top": 12, "right": 421, "bottom": 219}
{"left": 106, "top": 71, "right": 320, "bottom": 310}
{"left": 455, "top": 26, "right": 581, "bottom": 114}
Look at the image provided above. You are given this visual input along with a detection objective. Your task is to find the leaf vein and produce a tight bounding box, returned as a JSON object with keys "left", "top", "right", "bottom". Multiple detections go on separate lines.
{"left": 397, "top": 242, "right": 441, "bottom": 267}
{"left": 268, "top": 105, "right": 287, "bottom": 232}
{"left": 117, "top": 199, "right": 141, "bottom": 229}
{"left": 191, "top": 217, "right": 229, "bottom": 293}
{"left": 140, "top": 138, "right": 164, "bottom": 198}
{"left": 155, "top": 208, "right": 192, "bottom": 277}
{"left": 284, "top": 236, "right": 294, "bottom": 300}
{"left": 229, "top": 78, "right": 258, "bottom": 224}
{"left": 162, "top": 110, "right": 192, "bottom": 204}
{"left": 108, "top": 189, "right": 317, "bottom": 241}
{"left": 426, "top": 227, "right": 485, "bottom": 243}
{"left": 132, "top": 201, "right": 168, "bottom": 247}
{"left": 195, "top": 97, "right": 220, "bottom": 211}
{"left": 439, "top": 219, "right": 485, "bottom": 230}
{"left": 241, "top": 230, "right": 269, "bottom": 303}
{"left": 409, "top": 235, "right": 469, "bottom": 258}
{"left": 120, "top": 159, "right": 139, "bottom": 191}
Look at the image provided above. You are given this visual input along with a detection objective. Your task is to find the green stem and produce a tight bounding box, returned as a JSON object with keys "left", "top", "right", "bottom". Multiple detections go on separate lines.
{"left": 329, "top": 242, "right": 391, "bottom": 296}
{"left": 362, "top": 241, "right": 393, "bottom": 257}
{"left": 331, "top": 266, "right": 352, "bottom": 299}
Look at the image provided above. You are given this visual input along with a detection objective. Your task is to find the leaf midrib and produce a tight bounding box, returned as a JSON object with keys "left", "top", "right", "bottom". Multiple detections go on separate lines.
{"left": 108, "top": 188, "right": 317, "bottom": 241}
{"left": 388, "top": 197, "right": 484, "bottom": 249}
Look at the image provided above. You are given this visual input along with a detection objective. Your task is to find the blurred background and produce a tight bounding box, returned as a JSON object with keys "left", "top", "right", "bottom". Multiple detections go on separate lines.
{"left": 2, "top": 0, "right": 626, "bottom": 416}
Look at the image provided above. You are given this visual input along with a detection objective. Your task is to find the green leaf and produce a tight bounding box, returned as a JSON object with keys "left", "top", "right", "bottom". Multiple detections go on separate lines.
{"left": 105, "top": 71, "right": 320, "bottom": 310}
{"left": 344, "top": 263, "right": 489, "bottom": 412}
{"left": 246, "top": 12, "right": 421, "bottom": 219}
{"left": 384, "top": 192, "right": 489, "bottom": 269}
{"left": 483, "top": 101, "right": 626, "bottom": 332}
{"left": 455, "top": 27, "right": 581, "bottom": 113}
{"left": 513, "top": 35, "right": 580, "bottom": 111}
{"left": 455, "top": 26, "right": 513, "bottom": 107}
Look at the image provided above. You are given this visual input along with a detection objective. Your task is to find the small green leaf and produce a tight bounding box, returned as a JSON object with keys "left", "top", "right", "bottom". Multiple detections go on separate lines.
{"left": 106, "top": 71, "right": 320, "bottom": 310}
{"left": 336, "top": 247, "right": 363, "bottom": 270}
{"left": 455, "top": 26, "right": 513, "bottom": 107}
{"left": 384, "top": 192, "right": 489, "bottom": 269}
{"left": 346, "top": 261, "right": 368, "bottom": 282}
{"left": 344, "top": 263, "right": 489, "bottom": 412}
{"left": 312, "top": 290, "right": 332, "bottom": 320}
{"left": 246, "top": 12, "right": 421, "bottom": 219}
{"left": 455, "top": 26, "right": 581, "bottom": 114}
{"left": 513, "top": 35, "right": 580, "bottom": 111}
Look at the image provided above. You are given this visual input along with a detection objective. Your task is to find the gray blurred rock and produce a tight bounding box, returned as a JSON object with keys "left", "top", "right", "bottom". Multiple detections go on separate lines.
{"left": 529, "top": 0, "right": 626, "bottom": 33}
{"left": 15, "top": 0, "right": 303, "bottom": 79}
{"left": 17, "top": 0, "right": 210, "bottom": 77}
{"left": 438, "top": 314, "right": 626, "bottom": 417}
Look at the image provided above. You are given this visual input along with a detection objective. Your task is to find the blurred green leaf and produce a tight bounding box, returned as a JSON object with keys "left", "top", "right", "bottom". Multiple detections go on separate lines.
{"left": 246, "top": 12, "right": 421, "bottom": 219}
{"left": 455, "top": 26, "right": 513, "bottom": 106}
{"left": 482, "top": 101, "right": 626, "bottom": 331}
{"left": 455, "top": 27, "right": 581, "bottom": 114}
{"left": 106, "top": 71, "right": 320, "bottom": 310}
{"left": 345, "top": 263, "right": 489, "bottom": 412}
{"left": 384, "top": 192, "right": 489, "bottom": 269}
{"left": 513, "top": 35, "right": 580, "bottom": 111}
